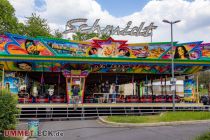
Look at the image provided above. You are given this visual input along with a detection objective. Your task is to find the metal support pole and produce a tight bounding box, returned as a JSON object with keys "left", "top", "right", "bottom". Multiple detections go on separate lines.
{"left": 163, "top": 19, "right": 181, "bottom": 112}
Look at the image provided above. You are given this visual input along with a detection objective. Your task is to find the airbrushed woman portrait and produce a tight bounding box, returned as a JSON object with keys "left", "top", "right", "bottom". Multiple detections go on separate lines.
{"left": 16, "top": 62, "right": 32, "bottom": 71}
{"left": 174, "top": 45, "right": 189, "bottom": 59}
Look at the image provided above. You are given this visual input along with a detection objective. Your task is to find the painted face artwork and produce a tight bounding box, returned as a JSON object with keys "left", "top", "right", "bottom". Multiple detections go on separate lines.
{"left": 178, "top": 47, "right": 185, "bottom": 57}
{"left": 118, "top": 49, "right": 126, "bottom": 56}
{"left": 102, "top": 45, "right": 115, "bottom": 56}
{"left": 174, "top": 45, "right": 189, "bottom": 59}
{"left": 25, "top": 40, "right": 40, "bottom": 55}
{"left": 89, "top": 48, "right": 98, "bottom": 55}
{"left": 18, "top": 63, "right": 32, "bottom": 71}
{"left": 27, "top": 45, "right": 38, "bottom": 54}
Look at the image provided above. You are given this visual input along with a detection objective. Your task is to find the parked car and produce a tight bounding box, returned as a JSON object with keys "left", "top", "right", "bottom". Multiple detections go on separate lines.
{"left": 200, "top": 95, "right": 210, "bottom": 105}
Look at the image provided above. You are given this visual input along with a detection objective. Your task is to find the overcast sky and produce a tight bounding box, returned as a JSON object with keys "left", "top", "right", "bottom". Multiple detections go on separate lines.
{"left": 8, "top": 0, "right": 210, "bottom": 43}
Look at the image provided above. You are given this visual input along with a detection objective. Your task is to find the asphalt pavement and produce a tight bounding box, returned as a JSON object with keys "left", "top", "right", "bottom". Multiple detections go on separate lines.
{"left": 18, "top": 119, "right": 210, "bottom": 140}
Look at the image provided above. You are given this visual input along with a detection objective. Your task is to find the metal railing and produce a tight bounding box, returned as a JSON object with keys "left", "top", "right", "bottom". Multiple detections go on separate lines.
{"left": 16, "top": 105, "right": 210, "bottom": 120}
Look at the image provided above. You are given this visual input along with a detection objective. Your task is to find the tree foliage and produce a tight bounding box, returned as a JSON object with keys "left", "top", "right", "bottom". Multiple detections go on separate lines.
{"left": 25, "top": 13, "right": 52, "bottom": 37}
{"left": 1, "top": 0, "right": 110, "bottom": 40}
{"left": 72, "top": 32, "right": 110, "bottom": 41}
{"left": 0, "top": 0, "right": 24, "bottom": 34}
{"left": 53, "top": 29, "right": 63, "bottom": 38}
{"left": 194, "top": 71, "right": 210, "bottom": 89}
{"left": 0, "top": 90, "right": 19, "bottom": 133}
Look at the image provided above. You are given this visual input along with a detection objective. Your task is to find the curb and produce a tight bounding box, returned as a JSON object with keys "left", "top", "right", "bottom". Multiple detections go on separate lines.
{"left": 98, "top": 116, "right": 210, "bottom": 127}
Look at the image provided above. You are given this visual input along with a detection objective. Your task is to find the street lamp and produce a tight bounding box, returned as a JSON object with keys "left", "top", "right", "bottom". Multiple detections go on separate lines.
{"left": 162, "top": 19, "right": 181, "bottom": 111}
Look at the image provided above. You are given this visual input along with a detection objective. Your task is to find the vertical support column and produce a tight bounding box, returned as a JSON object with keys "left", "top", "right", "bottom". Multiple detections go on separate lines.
{"left": 65, "top": 77, "right": 72, "bottom": 104}
{"left": 132, "top": 74, "right": 134, "bottom": 95}
{"left": 81, "top": 77, "right": 86, "bottom": 104}
{"left": 196, "top": 73, "right": 199, "bottom": 103}
{"left": 146, "top": 75, "right": 148, "bottom": 95}
{"left": 65, "top": 78, "right": 69, "bottom": 104}
{"left": 165, "top": 76, "right": 167, "bottom": 95}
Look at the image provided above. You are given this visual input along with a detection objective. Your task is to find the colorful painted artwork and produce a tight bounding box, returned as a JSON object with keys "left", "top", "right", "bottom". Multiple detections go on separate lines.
{"left": 4, "top": 75, "right": 19, "bottom": 94}
{"left": 129, "top": 44, "right": 171, "bottom": 59}
{"left": 1, "top": 33, "right": 210, "bottom": 62}
{"left": 129, "top": 46, "right": 149, "bottom": 58}
{"left": 0, "top": 34, "right": 54, "bottom": 56}
{"left": 86, "top": 38, "right": 128, "bottom": 57}
{"left": 184, "top": 79, "right": 195, "bottom": 96}
{"left": 200, "top": 43, "right": 210, "bottom": 59}
{"left": 174, "top": 65, "right": 202, "bottom": 74}
{"left": 0, "top": 61, "right": 207, "bottom": 74}
{"left": 43, "top": 40, "right": 88, "bottom": 56}
{"left": 174, "top": 42, "right": 202, "bottom": 60}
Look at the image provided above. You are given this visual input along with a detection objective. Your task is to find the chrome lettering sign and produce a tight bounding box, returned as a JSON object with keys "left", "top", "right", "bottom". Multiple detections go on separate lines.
{"left": 64, "top": 18, "right": 157, "bottom": 37}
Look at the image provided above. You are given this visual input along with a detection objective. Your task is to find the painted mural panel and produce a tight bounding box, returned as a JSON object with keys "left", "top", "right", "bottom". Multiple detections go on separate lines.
{"left": 2, "top": 33, "right": 210, "bottom": 61}
{"left": 0, "top": 34, "right": 54, "bottom": 56}
{"left": 43, "top": 40, "right": 88, "bottom": 56}
{"left": 184, "top": 79, "right": 195, "bottom": 97}
{"left": 174, "top": 65, "right": 202, "bottom": 74}
{"left": 0, "top": 35, "right": 14, "bottom": 54}
{"left": 200, "top": 43, "right": 210, "bottom": 59}
{"left": 174, "top": 42, "right": 202, "bottom": 60}
{"left": 161, "top": 42, "right": 202, "bottom": 60}
{"left": 87, "top": 38, "right": 129, "bottom": 57}
{"left": 4, "top": 72, "right": 19, "bottom": 94}
{"left": 90, "top": 64, "right": 199, "bottom": 74}
{"left": 0, "top": 61, "right": 207, "bottom": 74}
{"left": 128, "top": 44, "right": 171, "bottom": 59}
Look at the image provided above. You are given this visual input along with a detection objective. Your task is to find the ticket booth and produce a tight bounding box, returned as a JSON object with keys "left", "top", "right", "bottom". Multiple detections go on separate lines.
{"left": 64, "top": 70, "right": 88, "bottom": 104}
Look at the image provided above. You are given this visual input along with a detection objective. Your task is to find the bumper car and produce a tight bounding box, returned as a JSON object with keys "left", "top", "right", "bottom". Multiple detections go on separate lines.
{"left": 51, "top": 95, "right": 65, "bottom": 103}
{"left": 36, "top": 95, "right": 49, "bottom": 103}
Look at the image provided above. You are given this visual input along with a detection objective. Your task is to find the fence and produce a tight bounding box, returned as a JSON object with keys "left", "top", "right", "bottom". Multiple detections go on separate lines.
{"left": 16, "top": 104, "right": 210, "bottom": 120}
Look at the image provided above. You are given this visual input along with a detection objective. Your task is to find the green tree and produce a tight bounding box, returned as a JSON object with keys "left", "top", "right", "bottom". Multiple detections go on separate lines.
{"left": 16, "top": 22, "right": 25, "bottom": 35}
{"left": 53, "top": 29, "right": 63, "bottom": 38}
{"left": 0, "top": 90, "right": 19, "bottom": 133}
{"left": 195, "top": 71, "right": 210, "bottom": 89}
{"left": 25, "top": 13, "right": 52, "bottom": 37}
{"left": 100, "top": 34, "right": 110, "bottom": 40}
{"left": 72, "top": 32, "right": 109, "bottom": 41}
{"left": 0, "top": 0, "right": 24, "bottom": 34}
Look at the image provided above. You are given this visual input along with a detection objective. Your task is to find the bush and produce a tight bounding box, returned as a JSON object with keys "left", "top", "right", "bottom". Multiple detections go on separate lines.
{"left": 0, "top": 90, "right": 19, "bottom": 133}
{"left": 0, "top": 135, "right": 20, "bottom": 140}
